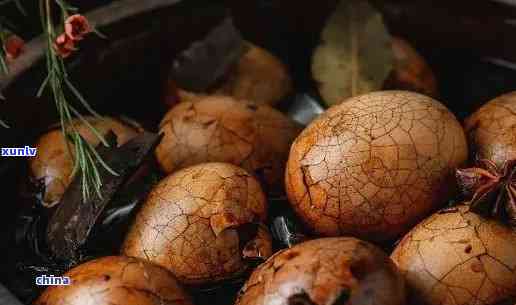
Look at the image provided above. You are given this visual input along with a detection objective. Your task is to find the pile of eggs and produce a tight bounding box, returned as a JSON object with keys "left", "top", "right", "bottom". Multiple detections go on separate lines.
{"left": 25, "top": 16, "right": 516, "bottom": 305}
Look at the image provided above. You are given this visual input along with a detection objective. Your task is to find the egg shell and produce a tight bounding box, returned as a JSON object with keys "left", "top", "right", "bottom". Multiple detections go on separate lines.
{"left": 122, "top": 162, "right": 272, "bottom": 285}
{"left": 285, "top": 91, "right": 468, "bottom": 241}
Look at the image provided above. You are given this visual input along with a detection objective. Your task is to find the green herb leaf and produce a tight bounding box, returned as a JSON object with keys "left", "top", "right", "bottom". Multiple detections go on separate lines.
{"left": 40, "top": 0, "right": 116, "bottom": 202}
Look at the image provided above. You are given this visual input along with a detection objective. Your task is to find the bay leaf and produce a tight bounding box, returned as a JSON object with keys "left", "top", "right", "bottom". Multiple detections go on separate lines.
{"left": 312, "top": 0, "right": 394, "bottom": 106}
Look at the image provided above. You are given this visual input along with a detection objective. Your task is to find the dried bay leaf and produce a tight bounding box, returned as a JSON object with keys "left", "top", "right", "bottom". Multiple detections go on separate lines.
{"left": 312, "top": 0, "right": 394, "bottom": 106}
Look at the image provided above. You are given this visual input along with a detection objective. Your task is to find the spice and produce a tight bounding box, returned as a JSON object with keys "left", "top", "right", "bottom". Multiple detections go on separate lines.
{"left": 457, "top": 159, "right": 516, "bottom": 225}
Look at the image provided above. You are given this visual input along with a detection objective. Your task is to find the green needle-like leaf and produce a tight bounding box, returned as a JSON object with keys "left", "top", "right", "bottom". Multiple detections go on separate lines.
{"left": 0, "top": 119, "right": 9, "bottom": 128}
{"left": 38, "top": 0, "right": 116, "bottom": 202}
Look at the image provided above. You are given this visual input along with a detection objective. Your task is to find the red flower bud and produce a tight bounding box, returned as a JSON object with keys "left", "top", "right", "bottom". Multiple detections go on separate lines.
{"left": 53, "top": 34, "right": 76, "bottom": 58}
{"left": 65, "top": 14, "right": 92, "bottom": 41}
{"left": 3, "top": 34, "right": 24, "bottom": 61}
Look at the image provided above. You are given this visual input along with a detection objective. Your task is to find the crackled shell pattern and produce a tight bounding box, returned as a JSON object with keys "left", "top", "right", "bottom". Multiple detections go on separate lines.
{"left": 34, "top": 256, "right": 192, "bottom": 305}
{"left": 465, "top": 91, "right": 516, "bottom": 167}
{"left": 392, "top": 205, "right": 516, "bottom": 305}
{"left": 156, "top": 96, "right": 300, "bottom": 190}
{"left": 286, "top": 91, "right": 468, "bottom": 241}
{"left": 122, "top": 162, "right": 270, "bottom": 285}
{"left": 236, "top": 237, "right": 406, "bottom": 305}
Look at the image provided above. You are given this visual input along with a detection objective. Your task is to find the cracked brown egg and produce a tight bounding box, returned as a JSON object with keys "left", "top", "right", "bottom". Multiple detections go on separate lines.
{"left": 34, "top": 256, "right": 193, "bottom": 305}
{"left": 235, "top": 237, "right": 406, "bottom": 305}
{"left": 465, "top": 91, "right": 516, "bottom": 167}
{"left": 155, "top": 96, "right": 300, "bottom": 191}
{"left": 391, "top": 205, "right": 516, "bottom": 305}
{"left": 122, "top": 162, "right": 272, "bottom": 285}
{"left": 383, "top": 37, "right": 438, "bottom": 98}
{"left": 29, "top": 116, "right": 143, "bottom": 207}
{"left": 285, "top": 91, "right": 468, "bottom": 242}
{"left": 166, "top": 42, "right": 292, "bottom": 107}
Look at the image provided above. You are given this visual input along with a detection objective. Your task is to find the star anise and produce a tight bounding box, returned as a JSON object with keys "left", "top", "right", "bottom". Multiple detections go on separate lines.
{"left": 456, "top": 159, "right": 516, "bottom": 226}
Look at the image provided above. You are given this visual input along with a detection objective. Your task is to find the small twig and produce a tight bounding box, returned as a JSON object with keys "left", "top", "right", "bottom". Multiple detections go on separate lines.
{"left": 37, "top": 0, "right": 118, "bottom": 202}
{"left": 0, "top": 22, "right": 9, "bottom": 127}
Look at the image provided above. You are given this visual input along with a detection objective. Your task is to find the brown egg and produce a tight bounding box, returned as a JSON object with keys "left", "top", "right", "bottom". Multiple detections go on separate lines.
{"left": 383, "top": 37, "right": 438, "bottom": 98}
{"left": 465, "top": 91, "right": 516, "bottom": 167}
{"left": 392, "top": 205, "right": 516, "bottom": 305}
{"left": 165, "top": 42, "right": 292, "bottom": 107}
{"left": 29, "top": 116, "right": 143, "bottom": 207}
{"left": 235, "top": 237, "right": 406, "bottom": 305}
{"left": 155, "top": 96, "right": 300, "bottom": 191}
{"left": 34, "top": 256, "right": 193, "bottom": 305}
{"left": 286, "top": 91, "right": 468, "bottom": 241}
{"left": 122, "top": 162, "right": 272, "bottom": 285}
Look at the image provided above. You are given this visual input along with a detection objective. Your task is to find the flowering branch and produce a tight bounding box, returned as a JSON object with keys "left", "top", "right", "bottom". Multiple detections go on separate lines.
{"left": 37, "top": 0, "right": 118, "bottom": 201}
{"left": 0, "top": 0, "right": 116, "bottom": 201}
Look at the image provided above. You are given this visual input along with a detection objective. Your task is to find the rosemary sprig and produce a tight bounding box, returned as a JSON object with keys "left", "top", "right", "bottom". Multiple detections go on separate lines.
{"left": 38, "top": 0, "right": 118, "bottom": 201}
{"left": 0, "top": 0, "right": 116, "bottom": 201}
